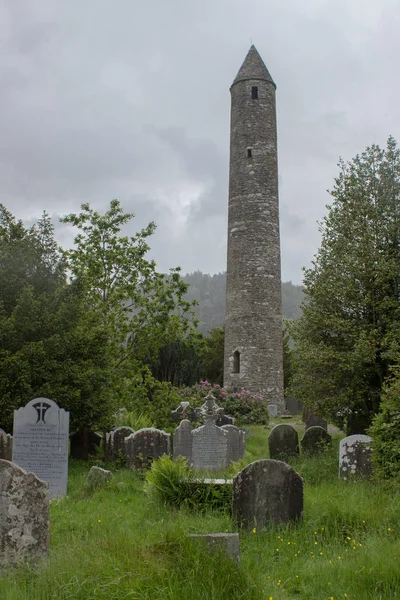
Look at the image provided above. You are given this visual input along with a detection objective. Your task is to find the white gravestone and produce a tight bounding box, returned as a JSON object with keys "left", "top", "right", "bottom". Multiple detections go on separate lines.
{"left": 12, "top": 398, "right": 69, "bottom": 497}
{"left": 192, "top": 420, "right": 229, "bottom": 471}
{"left": 173, "top": 419, "right": 193, "bottom": 462}
{"left": 339, "top": 434, "right": 372, "bottom": 480}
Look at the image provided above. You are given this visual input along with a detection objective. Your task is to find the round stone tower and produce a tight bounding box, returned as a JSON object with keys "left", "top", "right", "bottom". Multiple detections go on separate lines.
{"left": 223, "top": 45, "right": 284, "bottom": 412}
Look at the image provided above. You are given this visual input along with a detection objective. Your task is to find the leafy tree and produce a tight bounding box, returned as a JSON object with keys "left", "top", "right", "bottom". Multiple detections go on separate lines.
{"left": 202, "top": 326, "right": 224, "bottom": 385}
{"left": 289, "top": 137, "right": 400, "bottom": 433}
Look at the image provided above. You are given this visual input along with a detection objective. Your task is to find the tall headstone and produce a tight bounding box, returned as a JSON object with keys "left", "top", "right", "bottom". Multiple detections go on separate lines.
{"left": 285, "top": 396, "right": 303, "bottom": 415}
{"left": 192, "top": 420, "right": 229, "bottom": 471}
{"left": 105, "top": 426, "right": 135, "bottom": 462}
{"left": 221, "top": 424, "right": 245, "bottom": 462}
{"left": 339, "top": 434, "right": 372, "bottom": 480}
{"left": 0, "top": 459, "right": 49, "bottom": 565}
{"left": 0, "top": 429, "right": 13, "bottom": 461}
{"left": 12, "top": 397, "right": 69, "bottom": 497}
{"left": 268, "top": 424, "right": 299, "bottom": 460}
{"left": 232, "top": 459, "right": 303, "bottom": 529}
{"left": 173, "top": 419, "right": 193, "bottom": 463}
{"left": 125, "top": 428, "right": 171, "bottom": 469}
{"left": 300, "top": 426, "right": 332, "bottom": 455}
{"left": 224, "top": 45, "right": 284, "bottom": 413}
{"left": 268, "top": 404, "right": 278, "bottom": 418}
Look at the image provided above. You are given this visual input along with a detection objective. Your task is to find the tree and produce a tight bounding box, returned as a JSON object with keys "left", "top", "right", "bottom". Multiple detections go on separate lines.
{"left": 61, "top": 200, "right": 198, "bottom": 410}
{"left": 289, "top": 137, "right": 400, "bottom": 433}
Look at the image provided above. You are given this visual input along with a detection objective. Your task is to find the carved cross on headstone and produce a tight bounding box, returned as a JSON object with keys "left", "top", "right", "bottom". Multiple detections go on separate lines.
{"left": 198, "top": 393, "right": 224, "bottom": 424}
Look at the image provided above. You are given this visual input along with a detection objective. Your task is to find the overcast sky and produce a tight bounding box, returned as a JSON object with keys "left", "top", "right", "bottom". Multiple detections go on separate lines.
{"left": 1, "top": 0, "right": 399, "bottom": 283}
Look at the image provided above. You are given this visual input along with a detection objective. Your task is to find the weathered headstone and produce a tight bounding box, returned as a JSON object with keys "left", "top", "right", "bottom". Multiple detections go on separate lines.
{"left": 172, "top": 401, "right": 196, "bottom": 423}
{"left": 216, "top": 413, "right": 235, "bottom": 426}
{"left": 301, "top": 426, "right": 332, "bottom": 455}
{"left": 339, "top": 434, "right": 372, "bottom": 480}
{"left": 268, "top": 424, "right": 299, "bottom": 459}
{"left": 285, "top": 396, "right": 303, "bottom": 415}
{"left": 173, "top": 419, "right": 193, "bottom": 462}
{"left": 85, "top": 466, "right": 113, "bottom": 490}
{"left": 221, "top": 424, "right": 245, "bottom": 462}
{"left": 70, "top": 429, "right": 102, "bottom": 460}
{"left": 12, "top": 398, "right": 69, "bottom": 497}
{"left": 0, "top": 429, "right": 13, "bottom": 461}
{"left": 105, "top": 426, "right": 135, "bottom": 461}
{"left": 125, "top": 428, "right": 171, "bottom": 469}
{"left": 0, "top": 459, "right": 49, "bottom": 565}
{"left": 192, "top": 420, "right": 229, "bottom": 471}
{"left": 232, "top": 459, "right": 303, "bottom": 529}
{"left": 186, "top": 533, "right": 240, "bottom": 563}
{"left": 303, "top": 406, "right": 327, "bottom": 431}
{"left": 267, "top": 404, "right": 278, "bottom": 418}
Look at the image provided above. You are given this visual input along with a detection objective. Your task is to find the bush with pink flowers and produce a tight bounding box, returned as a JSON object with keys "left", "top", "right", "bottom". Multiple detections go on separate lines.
{"left": 178, "top": 380, "right": 269, "bottom": 425}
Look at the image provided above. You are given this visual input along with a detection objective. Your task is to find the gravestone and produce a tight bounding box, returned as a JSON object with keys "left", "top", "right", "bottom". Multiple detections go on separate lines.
{"left": 125, "top": 428, "right": 170, "bottom": 469}
{"left": 303, "top": 406, "right": 328, "bottom": 431}
{"left": 186, "top": 533, "right": 240, "bottom": 563}
{"left": 268, "top": 424, "right": 299, "bottom": 459}
{"left": 192, "top": 420, "right": 229, "bottom": 471}
{"left": 339, "top": 434, "right": 372, "bottom": 480}
{"left": 105, "top": 426, "right": 135, "bottom": 461}
{"left": 232, "top": 459, "right": 303, "bottom": 529}
{"left": 301, "top": 426, "right": 332, "bottom": 455}
{"left": 172, "top": 401, "right": 196, "bottom": 423}
{"left": 0, "top": 429, "right": 13, "bottom": 461}
{"left": 85, "top": 466, "right": 113, "bottom": 490}
{"left": 268, "top": 404, "right": 278, "bottom": 418}
{"left": 173, "top": 419, "right": 193, "bottom": 462}
{"left": 221, "top": 424, "right": 245, "bottom": 462}
{"left": 70, "top": 429, "right": 102, "bottom": 460}
{"left": 12, "top": 398, "right": 69, "bottom": 497}
{"left": 285, "top": 396, "right": 303, "bottom": 415}
{"left": 0, "top": 459, "right": 49, "bottom": 565}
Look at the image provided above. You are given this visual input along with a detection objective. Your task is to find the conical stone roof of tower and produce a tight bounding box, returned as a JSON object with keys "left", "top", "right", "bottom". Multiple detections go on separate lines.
{"left": 231, "top": 45, "right": 275, "bottom": 88}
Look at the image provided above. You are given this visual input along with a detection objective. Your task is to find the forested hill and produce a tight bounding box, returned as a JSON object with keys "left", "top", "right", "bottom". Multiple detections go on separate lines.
{"left": 183, "top": 271, "right": 304, "bottom": 334}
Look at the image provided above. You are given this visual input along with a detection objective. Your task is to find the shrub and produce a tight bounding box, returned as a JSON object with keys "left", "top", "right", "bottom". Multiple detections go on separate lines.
{"left": 114, "top": 410, "right": 154, "bottom": 430}
{"left": 145, "top": 455, "right": 232, "bottom": 511}
{"left": 178, "top": 380, "right": 270, "bottom": 425}
{"left": 369, "top": 369, "right": 400, "bottom": 480}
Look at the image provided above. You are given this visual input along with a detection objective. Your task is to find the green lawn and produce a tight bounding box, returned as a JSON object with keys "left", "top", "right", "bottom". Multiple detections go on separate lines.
{"left": 1, "top": 425, "right": 399, "bottom": 599}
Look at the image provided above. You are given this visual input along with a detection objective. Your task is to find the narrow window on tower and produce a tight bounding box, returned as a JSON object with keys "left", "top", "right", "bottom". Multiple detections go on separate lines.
{"left": 233, "top": 351, "right": 240, "bottom": 373}
{"left": 247, "top": 147, "right": 253, "bottom": 158}
{"left": 252, "top": 86, "right": 258, "bottom": 99}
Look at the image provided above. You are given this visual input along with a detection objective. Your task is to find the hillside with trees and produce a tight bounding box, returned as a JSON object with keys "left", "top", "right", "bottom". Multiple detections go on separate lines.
{"left": 182, "top": 271, "right": 304, "bottom": 334}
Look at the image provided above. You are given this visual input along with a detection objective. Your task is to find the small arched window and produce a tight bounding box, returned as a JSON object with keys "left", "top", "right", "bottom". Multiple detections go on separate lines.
{"left": 247, "top": 147, "right": 253, "bottom": 158}
{"left": 233, "top": 351, "right": 240, "bottom": 373}
{"left": 252, "top": 86, "right": 258, "bottom": 99}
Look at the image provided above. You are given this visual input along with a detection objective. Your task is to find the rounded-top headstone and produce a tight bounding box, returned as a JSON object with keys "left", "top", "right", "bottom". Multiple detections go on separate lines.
{"left": 232, "top": 459, "right": 303, "bottom": 529}
{"left": 300, "top": 426, "right": 332, "bottom": 455}
{"left": 268, "top": 424, "right": 299, "bottom": 459}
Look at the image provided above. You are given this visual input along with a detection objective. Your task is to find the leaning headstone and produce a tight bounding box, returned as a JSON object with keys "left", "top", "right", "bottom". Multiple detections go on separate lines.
{"left": 268, "top": 404, "right": 278, "bottom": 418}
{"left": 233, "top": 459, "right": 303, "bottom": 529}
{"left": 301, "top": 426, "right": 332, "bottom": 455}
{"left": 172, "top": 401, "right": 196, "bottom": 423}
{"left": 221, "top": 425, "right": 245, "bottom": 462}
{"left": 285, "top": 396, "right": 303, "bottom": 415}
{"left": 0, "top": 459, "right": 49, "bottom": 565}
{"left": 173, "top": 419, "right": 193, "bottom": 462}
{"left": 105, "top": 426, "right": 135, "bottom": 461}
{"left": 125, "top": 428, "right": 171, "bottom": 469}
{"left": 268, "top": 424, "right": 299, "bottom": 459}
{"left": 85, "top": 466, "right": 113, "bottom": 490}
{"left": 12, "top": 398, "right": 69, "bottom": 497}
{"left": 186, "top": 533, "right": 240, "bottom": 563}
{"left": 70, "top": 429, "right": 102, "bottom": 460}
{"left": 339, "top": 434, "right": 372, "bottom": 480}
{"left": 0, "top": 429, "right": 13, "bottom": 461}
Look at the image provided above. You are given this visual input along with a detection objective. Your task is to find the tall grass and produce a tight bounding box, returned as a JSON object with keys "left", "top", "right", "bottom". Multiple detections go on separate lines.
{"left": 0, "top": 426, "right": 399, "bottom": 599}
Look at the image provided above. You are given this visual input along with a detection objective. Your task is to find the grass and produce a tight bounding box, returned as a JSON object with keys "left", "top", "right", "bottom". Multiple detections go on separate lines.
{"left": 1, "top": 425, "right": 400, "bottom": 599}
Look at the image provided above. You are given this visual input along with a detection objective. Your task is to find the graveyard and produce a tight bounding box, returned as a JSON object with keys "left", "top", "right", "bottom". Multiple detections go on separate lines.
{"left": 1, "top": 409, "right": 399, "bottom": 600}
